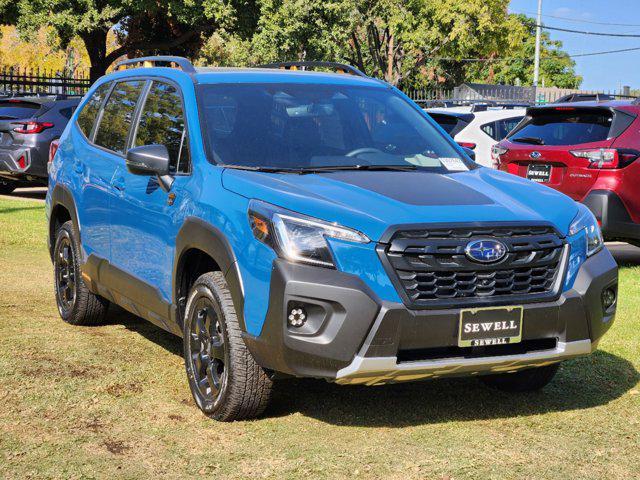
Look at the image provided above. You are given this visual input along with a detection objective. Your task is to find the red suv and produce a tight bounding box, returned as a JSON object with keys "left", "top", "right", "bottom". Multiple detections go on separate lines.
{"left": 493, "top": 101, "right": 640, "bottom": 245}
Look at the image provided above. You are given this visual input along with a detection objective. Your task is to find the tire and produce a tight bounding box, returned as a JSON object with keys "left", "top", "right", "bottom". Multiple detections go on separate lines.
{"left": 183, "top": 271, "right": 273, "bottom": 421}
{"left": 479, "top": 363, "right": 560, "bottom": 392}
{"left": 53, "top": 221, "right": 109, "bottom": 325}
{"left": 0, "top": 179, "right": 16, "bottom": 195}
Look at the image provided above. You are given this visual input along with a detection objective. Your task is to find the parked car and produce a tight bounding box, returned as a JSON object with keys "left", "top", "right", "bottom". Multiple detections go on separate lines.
{"left": 494, "top": 100, "right": 640, "bottom": 246}
{"left": 47, "top": 57, "right": 618, "bottom": 421}
{"left": 427, "top": 108, "right": 525, "bottom": 167}
{"left": 0, "top": 96, "right": 80, "bottom": 193}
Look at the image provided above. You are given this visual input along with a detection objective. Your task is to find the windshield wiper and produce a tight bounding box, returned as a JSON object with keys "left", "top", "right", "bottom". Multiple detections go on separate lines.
{"left": 220, "top": 164, "right": 418, "bottom": 174}
{"left": 512, "top": 136, "right": 545, "bottom": 145}
{"left": 296, "top": 164, "right": 418, "bottom": 174}
{"left": 220, "top": 164, "right": 299, "bottom": 173}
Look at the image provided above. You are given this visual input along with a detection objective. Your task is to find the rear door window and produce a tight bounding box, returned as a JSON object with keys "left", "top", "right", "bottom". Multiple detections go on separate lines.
{"left": 509, "top": 111, "right": 613, "bottom": 146}
{"left": 77, "top": 83, "right": 112, "bottom": 138}
{"left": 0, "top": 101, "right": 41, "bottom": 120}
{"left": 94, "top": 80, "right": 145, "bottom": 154}
{"left": 133, "top": 81, "right": 190, "bottom": 173}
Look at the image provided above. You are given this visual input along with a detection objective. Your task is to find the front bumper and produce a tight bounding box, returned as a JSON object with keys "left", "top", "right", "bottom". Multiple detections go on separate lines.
{"left": 244, "top": 248, "right": 618, "bottom": 384}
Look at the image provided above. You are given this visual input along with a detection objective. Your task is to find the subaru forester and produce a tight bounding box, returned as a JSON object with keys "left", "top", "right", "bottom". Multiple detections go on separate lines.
{"left": 47, "top": 57, "right": 618, "bottom": 421}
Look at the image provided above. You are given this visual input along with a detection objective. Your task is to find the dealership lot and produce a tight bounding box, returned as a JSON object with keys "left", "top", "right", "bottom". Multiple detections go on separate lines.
{"left": 0, "top": 194, "right": 638, "bottom": 479}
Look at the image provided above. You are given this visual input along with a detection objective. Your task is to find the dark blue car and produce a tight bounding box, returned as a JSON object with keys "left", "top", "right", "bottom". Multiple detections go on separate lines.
{"left": 46, "top": 57, "right": 618, "bottom": 421}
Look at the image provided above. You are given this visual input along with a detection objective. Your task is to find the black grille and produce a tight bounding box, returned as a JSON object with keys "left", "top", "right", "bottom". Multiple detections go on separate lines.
{"left": 382, "top": 225, "right": 566, "bottom": 308}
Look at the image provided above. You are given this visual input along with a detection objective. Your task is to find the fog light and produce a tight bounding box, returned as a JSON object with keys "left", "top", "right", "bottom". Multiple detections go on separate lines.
{"left": 288, "top": 307, "right": 307, "bottom": 327}
{"left": 602, "top": 287, "right": 617, "bottom": 311}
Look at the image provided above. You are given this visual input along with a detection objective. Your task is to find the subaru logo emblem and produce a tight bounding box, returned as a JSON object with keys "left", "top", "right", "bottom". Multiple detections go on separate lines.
{"left": 530, "top": 151, "right": 542, "bottom": 159}
{"left": 465, "top": 239, "right": 507, "bottom": 263}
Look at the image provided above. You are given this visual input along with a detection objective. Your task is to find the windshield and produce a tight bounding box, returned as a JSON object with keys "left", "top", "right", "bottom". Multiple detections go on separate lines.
{"left": 198, "top": 83, "right": 472, "bottom": 172}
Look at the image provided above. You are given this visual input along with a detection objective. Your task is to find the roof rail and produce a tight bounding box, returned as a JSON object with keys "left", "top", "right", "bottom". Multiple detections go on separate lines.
{"left": 256, "top": 61, "right": 367, "bottom": 78}
{"left": 115, "top": 56, "right": 196, "bottom": 74}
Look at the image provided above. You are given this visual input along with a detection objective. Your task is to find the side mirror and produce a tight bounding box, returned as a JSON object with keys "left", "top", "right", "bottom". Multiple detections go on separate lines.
{"left": 126, "top": 144, "right": 174, "bottom": 192}
{"left": 462, "top": 147, "right": 476, "bottom": 162}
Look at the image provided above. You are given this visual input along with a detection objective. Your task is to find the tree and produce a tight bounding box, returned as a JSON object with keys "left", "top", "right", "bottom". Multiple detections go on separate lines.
{"left": 198, "top": 0, "right": 580, "bottom": 90}
{"left": 466, "top": 14, "right": 581, "bottom": 88}
{"left": 0, "top": 0, "right": 256, "bottom": 80}
{"left": 0, "top": 25, "right": 90, "bottom": 74}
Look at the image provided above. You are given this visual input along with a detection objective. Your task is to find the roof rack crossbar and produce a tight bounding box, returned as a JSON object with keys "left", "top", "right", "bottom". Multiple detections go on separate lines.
{"left": 256, "top": 61, "right": 367, "bottom": 78}
{"left": 114, "top": 56, "right": 196, "bottom": 74}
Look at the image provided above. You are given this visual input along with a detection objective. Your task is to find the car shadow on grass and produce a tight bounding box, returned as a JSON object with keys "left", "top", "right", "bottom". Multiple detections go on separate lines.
{"left": 113, "top": 307, "right": 638, "bottom": 427}
{"left": 271, "top": 351, "right": 637, "bottom": 427}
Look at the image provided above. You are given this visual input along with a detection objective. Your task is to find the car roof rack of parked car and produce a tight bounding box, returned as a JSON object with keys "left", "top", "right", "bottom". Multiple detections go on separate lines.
{"left": 115, "top": 56, "right": 197, "bottom": 74}
{"left": 256, "top": 61, "right": 368, "bottom": 78}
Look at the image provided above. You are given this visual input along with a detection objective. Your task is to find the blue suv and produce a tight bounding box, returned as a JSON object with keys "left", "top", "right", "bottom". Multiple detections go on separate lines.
{"left": 46, "top": 57, "right": 618, "bottom": 421}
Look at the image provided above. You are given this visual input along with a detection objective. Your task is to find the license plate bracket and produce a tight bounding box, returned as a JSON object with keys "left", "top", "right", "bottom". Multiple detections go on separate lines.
{"left": 527, "top": 164, "right": 552, "bottom": 183}
{"left": 458, "top": 306, "right": 523, "bottom": 347}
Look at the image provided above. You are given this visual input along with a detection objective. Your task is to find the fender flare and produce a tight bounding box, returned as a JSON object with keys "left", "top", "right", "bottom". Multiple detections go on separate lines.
{"left": 48, "top": 183, "right": 81, "bottom": 261}
{"left": 173, "top": 217, "right": 246, "bottom": 331}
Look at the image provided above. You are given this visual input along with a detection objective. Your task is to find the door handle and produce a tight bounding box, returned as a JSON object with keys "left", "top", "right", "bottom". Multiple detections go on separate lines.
{"left": 112, "top": 176, "right": 125, "bottom": 191}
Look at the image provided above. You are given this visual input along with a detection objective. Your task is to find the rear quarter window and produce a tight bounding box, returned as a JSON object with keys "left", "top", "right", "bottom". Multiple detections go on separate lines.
{"left": 509, "top": 111, "right": 613, "bottom": 146}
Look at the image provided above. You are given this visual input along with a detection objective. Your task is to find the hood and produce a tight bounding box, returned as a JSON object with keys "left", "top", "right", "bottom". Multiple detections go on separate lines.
{"left": 221, "top": 167, "right": 579, "bottom": 242}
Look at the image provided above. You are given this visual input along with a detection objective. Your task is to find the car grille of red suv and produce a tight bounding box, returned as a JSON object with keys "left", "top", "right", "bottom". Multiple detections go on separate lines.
{"left": 379, "top": 225, "right": 567, "bottom": 309}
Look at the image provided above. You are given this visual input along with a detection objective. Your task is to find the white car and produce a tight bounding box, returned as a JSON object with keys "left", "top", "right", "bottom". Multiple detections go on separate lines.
{"left": 426, "top": 107, "right": 526, "bottom": 168}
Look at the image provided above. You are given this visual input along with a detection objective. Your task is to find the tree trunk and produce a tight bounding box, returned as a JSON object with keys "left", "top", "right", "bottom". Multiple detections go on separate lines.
{"left": 80, "top": 29, "right": 110, "bottom": 82}
{"left": 387, "top": 33, "right": 394, "bottom": 84}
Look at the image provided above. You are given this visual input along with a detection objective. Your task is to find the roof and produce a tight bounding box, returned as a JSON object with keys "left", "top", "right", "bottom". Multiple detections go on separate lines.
{"left": 193, "top": 67, "right": 385, "bottom": 87}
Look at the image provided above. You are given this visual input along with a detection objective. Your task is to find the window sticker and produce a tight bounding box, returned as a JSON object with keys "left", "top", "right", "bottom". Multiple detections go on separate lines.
{"left": 439, "top": 157, "right": 469, "bottom": 171}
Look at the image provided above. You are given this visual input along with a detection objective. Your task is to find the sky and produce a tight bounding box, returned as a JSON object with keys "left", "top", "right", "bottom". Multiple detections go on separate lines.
{"left": 508, "top": 0, "right": 640, "bottom": 91}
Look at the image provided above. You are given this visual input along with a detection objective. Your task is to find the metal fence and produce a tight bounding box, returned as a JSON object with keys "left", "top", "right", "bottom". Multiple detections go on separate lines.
{"left": 0, "top": 67, "right": 91, "bottom": 96}
{"left": 405, "top": 84, "right": 636, "bottom": 106}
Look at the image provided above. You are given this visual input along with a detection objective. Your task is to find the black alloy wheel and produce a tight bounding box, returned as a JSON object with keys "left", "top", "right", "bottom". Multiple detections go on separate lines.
{"left": 54, "top": 231, "right": 77, "bottom": 317}
{"left": 187, "top": 296, "right": 229, "bottom": 407}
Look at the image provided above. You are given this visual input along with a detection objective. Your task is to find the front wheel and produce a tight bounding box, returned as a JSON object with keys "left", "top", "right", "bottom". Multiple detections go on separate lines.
{"left": 183, "top": 272, "right": 273, "bottom": 421}
{"left": 479, "top": 364, "right": 560, "bottom": 392}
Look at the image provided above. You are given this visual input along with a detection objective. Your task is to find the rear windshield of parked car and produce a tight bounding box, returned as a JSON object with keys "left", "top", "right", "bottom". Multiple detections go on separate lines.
{"left": 0, "top": 101, "right": 41, "bottom": 120}
{"left": 508, "top": 110, "right": 612, "bottom": 146}
{"left": 198, "top": 83, "right": 472, "bottom": 172}
{"left": 428, "top": 113, "right": 460, "bottom": 135}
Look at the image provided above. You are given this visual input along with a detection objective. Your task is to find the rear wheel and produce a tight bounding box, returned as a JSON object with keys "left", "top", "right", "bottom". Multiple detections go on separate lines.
{"left": 479, "top": 364, "right": 560, "bottom": 392}
{"left": 0, "top": 179, "right": 16, "bottom": 195}
{"left": 53, "top": 221, "right": 109, "bottom": 325}
{"left": 183, "top": 272, "right": 273, "bottom": 421}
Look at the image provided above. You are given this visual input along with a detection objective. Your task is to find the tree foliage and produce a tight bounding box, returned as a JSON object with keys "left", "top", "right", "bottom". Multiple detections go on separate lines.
{"left": 199, "top": 0, "right": 580, "bottom": 89}
{"left": 0, "top": 25, "right": 90, "bottom": 74}
{"left": 465, "top": 15, "right": 582, "bottom": 89}
{"left": 1, "top": 0, "right": 258, "bottom": 80}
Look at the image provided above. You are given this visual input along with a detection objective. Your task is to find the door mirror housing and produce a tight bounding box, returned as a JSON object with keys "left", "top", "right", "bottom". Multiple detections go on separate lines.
{"left": 126, "top": 144, "right": 174, "bottom": 191}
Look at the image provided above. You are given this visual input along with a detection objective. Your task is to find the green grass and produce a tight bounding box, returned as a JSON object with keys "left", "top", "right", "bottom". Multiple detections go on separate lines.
{"left": 0, "top": 196, "right": 638, "bottom": 479}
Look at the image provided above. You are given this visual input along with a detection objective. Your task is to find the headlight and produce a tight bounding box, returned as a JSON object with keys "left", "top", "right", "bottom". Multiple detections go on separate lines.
{"left": 248, "top": 200, "right": 370, "bottom": 268}
{"left": 569, "top": 203, "right": 603, "bottom": 257}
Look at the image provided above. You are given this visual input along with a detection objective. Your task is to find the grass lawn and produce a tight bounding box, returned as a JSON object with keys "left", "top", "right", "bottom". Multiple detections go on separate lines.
{"left": 0, "top": 196, "right": 638, "bottom": 479}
